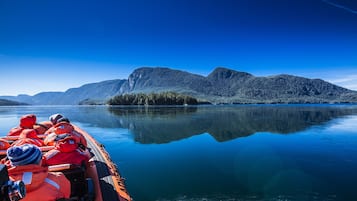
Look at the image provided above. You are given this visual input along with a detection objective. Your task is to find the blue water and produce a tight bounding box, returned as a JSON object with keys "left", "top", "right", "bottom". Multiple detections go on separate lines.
{"left": 1, "top": 105, "right": 357, "bottom": 201}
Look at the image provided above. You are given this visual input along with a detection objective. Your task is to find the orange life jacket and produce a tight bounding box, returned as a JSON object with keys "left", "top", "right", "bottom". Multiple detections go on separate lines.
{"left": 19, "top": 129, "right": 38, "bottom": 139}
{"left": 34, "top": 121, "right": 53, "bottom": 134}
{"left": 45, "top": 122, "right": 74, "bottom": 135}
{"left": 70, "top": 130, "right": 88, "bottom": 147}
{"left": 44, "top": 136, "right": 89, "bottom": 166}
{"left": 11, "top": 129, "right": 44, "bottom": 147}
{"left": 7, "top": 127, "right": 25, "bottom": 136}
{"left": 44, "top": 149, "right": 90, "bottom": 167}
{"left": 7, "top": 164, "right": 70, "bottom": 201}
{"left": 7, "top": 114, "right": 37, "bottom": 136}
{"left": 45, "top": 122, "right": 87, "bottom": 147}
{"left": 11, "top": 138, "right": 44, "bottom": 147}
{"left": 19, "top": 114, "right": 37, "bottom": 129}
{"left": 0, "top": 138, "right": 10, "bottom": 150}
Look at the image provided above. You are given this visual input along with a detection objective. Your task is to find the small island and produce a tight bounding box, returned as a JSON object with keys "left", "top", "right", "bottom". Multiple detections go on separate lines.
{"left": 107, "top": 92, "right": 202, "bottom": 105}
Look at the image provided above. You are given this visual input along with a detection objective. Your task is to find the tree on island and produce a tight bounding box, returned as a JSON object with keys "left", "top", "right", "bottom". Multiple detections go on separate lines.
{"left": 107, "top": 92, "right": 199, "bottom": 105}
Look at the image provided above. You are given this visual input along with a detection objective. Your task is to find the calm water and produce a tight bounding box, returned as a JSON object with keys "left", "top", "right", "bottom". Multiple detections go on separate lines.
{"left": 1, "top": 105, "right": 357, "bottom": 201}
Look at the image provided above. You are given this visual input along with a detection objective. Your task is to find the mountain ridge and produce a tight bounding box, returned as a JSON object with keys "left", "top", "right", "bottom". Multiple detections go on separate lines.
{"left": 0, "top": 98, "right": 28, "bottom": 106}
{"left": 1, "top": 67, "right": 357, "bottom": 105}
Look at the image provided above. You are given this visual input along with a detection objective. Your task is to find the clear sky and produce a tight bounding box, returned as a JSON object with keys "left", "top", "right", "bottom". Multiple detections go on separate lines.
{"left": 1, "top": 0, "right": 357, "bottom": 96}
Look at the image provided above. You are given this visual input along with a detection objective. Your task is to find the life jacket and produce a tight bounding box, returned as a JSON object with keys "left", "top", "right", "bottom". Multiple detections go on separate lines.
{"left": 7, "top": 127, "right": 25, "bottom": 136}
{"left": 11, "top": 129, "right": 44, "bottom": 147}
{"left": 34, "top": 121, "right": 53, "bottom": 134}
{"left": 11, "top": 138, "right": 43, "bottom": 147}
{"left": 0, "top": 138, "right": 10, "bottom": 150}
{"left": 44, "top": 137, "right": 89, "bottom": 166}
{"left": 70, "top": 130, "right": 88, "bottom": 147}
{"left": 45, "top": 122, "right": 74, "bottom": 135}
{"left": 7, "top": 164, "right": 70, "bottom": 201}
{"left": 18, "top": 129, "right": 38, "bottom": 139}
{"left": 19, "top": 114, "right": 37, "bottom": 129}
{"left": 7, "top": 114, "right": 37, "bottom": 136}
{"left": 43, "top": 133, "right": 57, "bottom": 146}
{"left": 45, "top": 122, "right": 87, "bottom": 147}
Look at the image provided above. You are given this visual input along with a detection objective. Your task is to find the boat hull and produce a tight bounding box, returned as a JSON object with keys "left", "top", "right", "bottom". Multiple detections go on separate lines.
{"left": 73, "top": 125, "right": 132, "bottom": 201}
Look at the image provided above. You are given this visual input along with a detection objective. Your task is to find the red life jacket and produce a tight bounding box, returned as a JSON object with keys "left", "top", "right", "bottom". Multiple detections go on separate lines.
{"left": 11, "top": 138, "right": 44, "bottom": 147}
{"left": 34, "top": 121, "right": 53, "bottom": 134}
{"left": 44, "top": 137, "right": 89, "bottom": 166}
{"left": 7, "top": 164, "right": 70, "bottom": 201}
{"left": 11, "top": 129, "right": 44, "bottom": 147}
{"left": 7, "top": 114, "right": 37, "bottom": 136}
{"left": 7, "top": 127, "right": 25, "bottom": 136}
{"left": 44, "top": 149, "right": 90, "bottom": 166}
{"left": 45, "top": 122, "right": 87, "bottom": 147}
{"left": 70, "top": 130, "right": 88, "bottom": 147}
{"left": 19, "top": 129, "right": 38, "bottom": 139}
{"left": 19, "top": 114, "right": 37, "bottom": 129}
{"left": 45, "top": 122, "right": 74, "bottom": 135}
{"left": 0, "top": 139, "right": 10, "bottom": 150}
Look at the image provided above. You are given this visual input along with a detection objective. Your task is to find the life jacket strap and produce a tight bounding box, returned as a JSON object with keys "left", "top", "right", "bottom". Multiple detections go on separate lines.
{"left": 45, "top": 178, "right": 60, "bottom": 190}
{"left": 22, "top": 172, "right": 33, "bottom": 185}
{"left": 36, "top": 123, "right": 50, "bottom": 130}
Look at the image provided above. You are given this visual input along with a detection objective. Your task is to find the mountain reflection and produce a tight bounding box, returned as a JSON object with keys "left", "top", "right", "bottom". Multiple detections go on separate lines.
{"left": 107, "top": 105, "right": 357, "bottom": 144}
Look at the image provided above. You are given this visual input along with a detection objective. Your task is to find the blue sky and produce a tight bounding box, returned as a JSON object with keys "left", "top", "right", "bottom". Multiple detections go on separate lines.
{"left": 0, "top": 0, "right": 357, "bottom": 96}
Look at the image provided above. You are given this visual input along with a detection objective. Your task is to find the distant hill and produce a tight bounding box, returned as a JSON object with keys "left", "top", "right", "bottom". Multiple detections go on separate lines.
{"left": 0, "top": 98, "right": 27, "bottom": 106}
{"left": 1, "top": 67, "right": 357, "bottom": 105}
{"left": 1, "top": 79, "right": 126, "bottom": 105}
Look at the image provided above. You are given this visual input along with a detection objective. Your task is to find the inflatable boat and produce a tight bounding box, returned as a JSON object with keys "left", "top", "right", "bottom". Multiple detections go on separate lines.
{"left": 0, "top": 124, "right": 132, "bottom": 201}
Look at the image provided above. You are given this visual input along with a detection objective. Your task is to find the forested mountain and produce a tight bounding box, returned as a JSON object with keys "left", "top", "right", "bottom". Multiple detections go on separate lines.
{"left": 120, "top": 67, "right": 357, "bottom": 104}
{"left": 1, "top": 67, "right": 357, "bottom": 105}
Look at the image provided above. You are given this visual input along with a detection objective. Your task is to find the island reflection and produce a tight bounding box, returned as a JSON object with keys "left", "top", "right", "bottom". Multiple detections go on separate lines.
{"left": 106, "top": 105, "right": 357, "bottom": 144}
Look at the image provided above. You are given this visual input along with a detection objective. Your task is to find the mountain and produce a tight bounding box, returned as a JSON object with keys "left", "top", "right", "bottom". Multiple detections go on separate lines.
{"left": 1, "top": 67, "right": 357, "bottom": 105}
{"left": 1, "top": 79, "right": 126, "bottom": 105}
{"left": 121, "top": 67, "right": 357, "bottom": 104}
{"left": 0, "top": 98, "right": 27, "bottom": 106}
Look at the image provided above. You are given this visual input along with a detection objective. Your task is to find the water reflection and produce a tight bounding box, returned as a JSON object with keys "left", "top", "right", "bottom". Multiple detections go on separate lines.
{"left": 1, "top": 105, "right": 357, "bottom": 144}
{"left": 107, "top": 105, "right": 357, "bottom": 144}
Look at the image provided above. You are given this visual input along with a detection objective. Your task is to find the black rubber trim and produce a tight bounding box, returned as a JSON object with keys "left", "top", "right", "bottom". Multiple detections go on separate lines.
{"left": 85, "top": 136, "right": 121, "bottom": 201}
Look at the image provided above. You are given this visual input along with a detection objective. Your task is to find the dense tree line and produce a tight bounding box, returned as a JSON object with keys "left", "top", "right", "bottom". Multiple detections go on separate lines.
{"left": 107, "top": 92, "right": 199, "bottom": 105}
